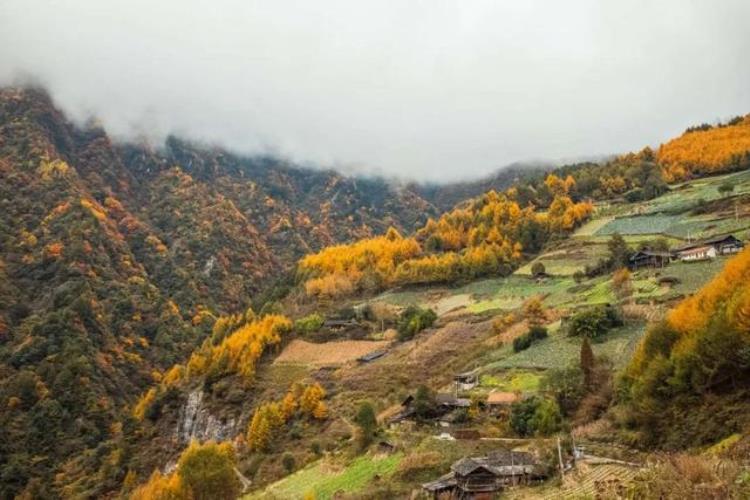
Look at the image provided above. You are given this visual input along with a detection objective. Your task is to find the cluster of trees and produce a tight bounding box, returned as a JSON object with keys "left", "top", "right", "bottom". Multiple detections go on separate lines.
{"left": 509, "top": 396, "right": 562, "bottom": 437}
{"left": 657, "top": 114, "right": 750, "bottom": 181}
{"left": 619, "top": 247, "right": 750, "bottom": 446}
{"left": 517, "top": 151, "right": 668, "bottom": 206}
{"left": 299, "top": 178, "right": 594, "bottom": 298}
{"left": 130, "top": 311, "right": 291, "bottom": 423}
{"left": 544, "top": 338, "right": 614, "bottom": 426}
{"left": 293, "top": 313, "right": 325, "bottom": 335}
{"left": 246, "top": 383, "right": 328, "bottom": 452}
{"left": 396, "top": 306, "right": 437, "bottom": 341}
{"left": 185, "top": 313, "right": 292, "bottom": 384}
{"left": 131, "top": 440, "right": 239, "bottom": 500}
{"left": 567, "top": 305, "right": 623, "bottom": 339}
{"left": 513, "top": 325, "right": 548, "bottom": 352}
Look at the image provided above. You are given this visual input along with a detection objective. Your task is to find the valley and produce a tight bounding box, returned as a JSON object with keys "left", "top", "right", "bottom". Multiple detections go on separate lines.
{"left": 1, "top": 87, "right": 750, "bottom": 499}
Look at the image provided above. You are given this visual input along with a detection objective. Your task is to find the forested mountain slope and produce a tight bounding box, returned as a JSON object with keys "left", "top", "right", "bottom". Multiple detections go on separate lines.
{"left": 0, "top": 87, "right": 435, "bottom": 498}
{"left": 619, "top": 246, "right": 750, "bottom": 448}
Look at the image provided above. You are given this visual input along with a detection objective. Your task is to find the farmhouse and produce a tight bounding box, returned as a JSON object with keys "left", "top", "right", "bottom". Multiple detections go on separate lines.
{"left": 674, "top": 234, "right": 744, "bottom": 262}
{"left": 435, "top": 393, "right": 471, "bottom": 408}
{"left": 677, "top": 245, "right": 716, "bottom": 262}
{"left": 322, "top": 319, "right": 358, "bottom": 330}
{"left": 357, "top": 348, "right": 387, "bottom": 363}
{"left": 422, "top": 450, "right": 544, "bottom": 498}
{"left": 453, "top": 369, "right": 479, "bottom": 391}
{"left": 486, "top": 391, "right": 520, "bottom": 408}
{"left": 628, "top": 250, "right": 673, "bottom": 269}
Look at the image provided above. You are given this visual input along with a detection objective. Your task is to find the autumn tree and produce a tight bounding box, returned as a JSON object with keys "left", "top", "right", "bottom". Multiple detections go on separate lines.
{"left": 353, "top": 401, "right": 378, "bottom": 450}
{"left": 612, "top": 268, "right": 633, "bottom": 300}
{"left": 299, "top": 383, "right": 326, "bottom": 417}
{"left": 177, "top": 441, "right": 240, "bottom": 500}
{"left": 523, "top": 297, "right": 546, "bottom": 327}
{"left": 607, "top": 233, "right": 631, "bottom": 270}
{"left": 131, "top": 441, "right": 238, "bottom": 500}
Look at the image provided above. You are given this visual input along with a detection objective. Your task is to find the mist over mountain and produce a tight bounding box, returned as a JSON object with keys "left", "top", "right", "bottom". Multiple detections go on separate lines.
{"left": 2, "top": 1, "right": 749, "bottom": 181}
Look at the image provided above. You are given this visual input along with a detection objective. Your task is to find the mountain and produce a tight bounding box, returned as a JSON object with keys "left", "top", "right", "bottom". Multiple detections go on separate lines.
{"left": 2, "top": 85, "right": 750, "bottom": 499}
{"left": 0, "top": 87, "right": 436, "bottom": 499}
{"left": 413, "top": 162, "right": 552, "bottom": 211}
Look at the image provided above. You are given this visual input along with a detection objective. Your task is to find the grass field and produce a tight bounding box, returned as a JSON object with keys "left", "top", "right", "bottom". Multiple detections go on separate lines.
{"left": 250, "top": 454, "right": 403, "bottom": 499}
{"left": 479, "top": 370, "right": 543, "bottom": 393}
{"left": 595, "top": 214, "right": 680, "bottom": 236}
{"left": 640, "top": 169, "right": 750, "bottom": 215}
{"left": 515, "top": 243, "right": 609, "bottom": 277}
{"left": 480, "top": 321, "right": 646, "bottom": 371}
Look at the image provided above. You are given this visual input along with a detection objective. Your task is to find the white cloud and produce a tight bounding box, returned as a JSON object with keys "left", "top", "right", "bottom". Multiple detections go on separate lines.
{"left": 1, "top": 0, "right": 749, "bottom": 181}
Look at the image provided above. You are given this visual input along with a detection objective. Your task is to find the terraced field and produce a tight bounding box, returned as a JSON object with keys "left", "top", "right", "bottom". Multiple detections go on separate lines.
{"left": 274, "top": 339, "right": 391, "bottom": 366}
{"left": 549, "top": 462, "right": 641, "bottom": 499}
{"left": 249, "top": 454, "right": 404, "bottom": 499}
{"left": 640, "top": 169, "right": 750, "bottom": 214}
{"left": 480, "top": 321, "right": 646, "bottom": 371}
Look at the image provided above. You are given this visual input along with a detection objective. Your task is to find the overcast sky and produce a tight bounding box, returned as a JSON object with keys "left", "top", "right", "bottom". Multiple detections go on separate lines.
{"left": 1, "top": 1, "right": 749, "bottom": 182}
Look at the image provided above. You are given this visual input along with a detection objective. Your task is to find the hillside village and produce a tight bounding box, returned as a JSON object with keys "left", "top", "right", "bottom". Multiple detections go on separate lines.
{"left": 2, "top": 86, "right": 750, "bottom": 499}
{"left": 232, "top": 168, "right": 750, "bottom": 499}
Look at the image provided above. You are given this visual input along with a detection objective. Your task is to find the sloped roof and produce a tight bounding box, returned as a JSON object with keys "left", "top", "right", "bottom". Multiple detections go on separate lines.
{"left": 435, "top": 394, "right": 471, "bottom": 407}
{"left": 451, "top": 451, "right": 537, "bottom": 476}
{"left": 357, "top": 348, "right": 387, "bottom": 362}
{"left": 422, "top": 472, "right": 457, "bottom": 491}
{"left": 629, "top": 250, "right": 673, "bottom": 260}
{"left": 486, "top": 391, "right": 520, "bottom": 405}
{"left": 451, "top": 457, "right": 493, "bottom": 476}
{"left": 674, "top": 234, "right": 743, "bottom": 252}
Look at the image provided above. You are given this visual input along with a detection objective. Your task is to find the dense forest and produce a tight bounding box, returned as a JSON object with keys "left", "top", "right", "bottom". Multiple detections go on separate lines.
{"left": 299, "top": 176, "right": 593, "bottom": 298}
{"left": 0, "top": 88, "right": 436, "bottom": 499}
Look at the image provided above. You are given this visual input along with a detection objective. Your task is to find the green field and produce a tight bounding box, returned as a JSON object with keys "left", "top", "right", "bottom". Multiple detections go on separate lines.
{"left": 640, "top": 169, "right": 750, "bottom": 215}
{"left": 595, "top": 214, "right": 681, "bottom": 236}
{"left": 516, "top": 242, "right": 609, "bottom": 277}
{"left": 480, "top": 322, "right": 646, "bottom": 371}
{"left": 479, "top": 370, "right": 543, "bottom": 393}
{"left": 249, "top": 454, "right": 403, "bottom": 500}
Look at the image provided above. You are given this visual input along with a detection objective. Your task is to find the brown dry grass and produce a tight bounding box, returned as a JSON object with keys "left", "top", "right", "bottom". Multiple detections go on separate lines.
{"left": 630, "top": 454, "right": 749, "bottom": 499}
{"left": 274, "top": 339, "right": 390, "bottom": 366}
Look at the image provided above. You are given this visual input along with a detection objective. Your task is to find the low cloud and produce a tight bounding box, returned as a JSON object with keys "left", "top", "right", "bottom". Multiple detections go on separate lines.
{"left": 1, "top": 1, "right": 749, "bottom": 182}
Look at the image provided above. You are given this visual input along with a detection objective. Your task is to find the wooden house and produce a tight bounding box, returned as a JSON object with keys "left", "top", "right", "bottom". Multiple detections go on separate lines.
{"left": 677, "top": 245, "right": 716, "bottom": 261}
{"left": 322, "top": 319, "right": 358, "bottom": 331}
{"left": 674, "top": 234, "right": 744, "bottom": 262}
{"left": 628, "top": 250, "right": 673, "bottom": 269}
{"left": 422, "top": 450, "right": 544, "bottom": 498}
{"left": 453, "top": 369, "right": 479, "bottom": 391}
{"left": 704, "top": 234, "right": 744, "bottom": 255}
{"left": 357, "top": 348, "right": 387, "bottom": 363}
{"left": 486, "top": 391, "right": 520, "bottom": 416}
{"left": 435, "top": 393, "right": 471, "bottom": 408}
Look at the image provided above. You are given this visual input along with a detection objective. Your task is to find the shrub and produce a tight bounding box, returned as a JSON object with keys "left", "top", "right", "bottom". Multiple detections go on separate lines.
{"left": 567, "top": 305, "right": 622, "bottom": 339}
{"left": 294, "top": 313, "right": 324, "bottom": 335}
{"left": 513, "top": 326, "right": 548, "bottom": 352}
{"left": 282, "top": 453, "right": 295, "bottom": 473}
{"left": 573, "top": 270, "right": 585, "bottom": 284}
{"left": 531, "top": 262, "right": 546, "bottom": 277}
{"left": 353, "top": 401, "right": 378, "bottom": 450}
{"left": 310, "top": 441, "right": 322, "bottom": 456}
{"left": 176, "top": 440, "right": 240, "bottom": 500}
{"left": 510, "top": 396, "right": 562, "bottom": 437}
{"left": 396, "top": 306, "right": 437, "bottom": 341}
{"left": 624, "top": 188, "right": 644, "bottom": 202}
